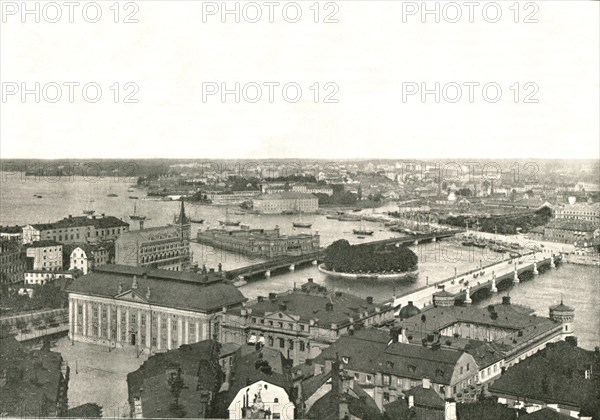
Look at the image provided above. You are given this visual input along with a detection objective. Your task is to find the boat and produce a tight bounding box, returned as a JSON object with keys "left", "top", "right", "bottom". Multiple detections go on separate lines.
{"left": 128, "top": 188, "right": 135, "bottom": 192}
{"left": 107, "top": 193, "right": 118, "bottom": 197}
{"left": 352, "top": 208, "right": 362, "bottom": 212}
{"left": 338, "top": 215, "right": 361, "bottom": 222}
{"left": 34, "top": 194, "right": 42, "bottom": 199}
{"left": 240, "top": 223, "right": 250, "bottom": 230}
{"left": 356, "top": 236, "right": 366, "bottom": 239}
{"left": 189, "top": 207, "right": 204, "bottom": 224}
{"left": 293, "top": 222, "right": 312, "bottom": 228}
{"left": 292, "top": 200, "right": 312, "bottom": 228}
{"left": 129, "top": 196, "right": 139, "bottom": 199}
{"left": 130, "top": 203, "right": 147, "bottom": 221}
{"left": 219, "top": 207, "right": 240, "bottom": 226}
{"left": 326, "top": 215, "right": 339, "bottom": 220}
{"left": 353, "top": 217, "right": 374, "bottom": 235}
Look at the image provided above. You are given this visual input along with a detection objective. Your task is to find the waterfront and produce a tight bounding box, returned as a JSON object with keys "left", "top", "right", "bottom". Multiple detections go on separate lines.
{"left": 2, "top": 175, "right": 599, "bottom": 350}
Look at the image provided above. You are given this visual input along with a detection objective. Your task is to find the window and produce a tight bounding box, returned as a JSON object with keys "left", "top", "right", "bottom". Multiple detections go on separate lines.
{"left": 460, "top": 366, "right": 463, "bottom": 374}
{"left": 274, "top": 398, "right": 279, "bottom": 403}
{"left": 289, "top": 340, "right": 294, "bottom": 350}
{"left": 269, "top": 321, "right": 273, "bottom": 326}
{"left": 279, "top": 338, "right": 285, "bottom": 348}
{"left": 354, "top": 373, "right": 360, "bottom": 380}
{"left": 300, "top": 324, "right": 305, "bottom": 331}
{"left": 383, "top": 392, "right": 390, "bottom": 403}
{"left": 383, "top": 375, "right": 391, "bottom": 386}
{"left": 466, "top": 363, "right": 470, "bottom": 371}
{"left": 269, "top": 336, "right": 274, "bottom": 346}
{"left": 252, "top": 317, "right": 257, "bottom": 323}
{"left": 366, "top": 375, "right": 372, "bottom": 383}
{"left": 278, "top": 322, "right": 283, "bottom": 328}
{"left": 299, "top": 341, "right": 305, "bottom": 351}
{"left": 386, "top": 361, "right": 394, "bottom": 368}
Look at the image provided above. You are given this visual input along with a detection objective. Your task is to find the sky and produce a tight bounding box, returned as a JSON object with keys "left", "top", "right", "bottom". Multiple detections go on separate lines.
{"left": 1, "top": 1, "right": 599, "bottom": 160}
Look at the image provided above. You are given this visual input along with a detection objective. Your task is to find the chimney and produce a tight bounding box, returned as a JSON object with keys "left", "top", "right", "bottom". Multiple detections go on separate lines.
{"left": 218, "top": 263, "right": 222, "bottom": 272}
{"left": 118, "top": 283, "right": 123, "bottom": 293}
{"left": 325, "top": 302, "right": 333, "bottom": 311}
{"left": 146, "top": 286, "right": 151, "bottom": 300}
{"left": 279, "top": 303, "right": 287, "bottom": 311}
{"left": 408, "top": 394, "right": 414, "bottom": 409}
{"left": 422, "top": 378, "right": 431, "bottom": 389}
{"left": 445, "top": 400, "right": 457, "bottom": 420}
{"left": 366, "top": 296, "right": 374, "bottom": 304}
{"left": 308, "top": 278, "right": 314, "bottom": 283}
{"left": 257, "top": 296, "right": 264, "bottom": 302}
{"left": 132, "top": 275, "right": 138, "bottom": 289}
{"left": 502, "top": 296, "right": 511, "bottom": 305}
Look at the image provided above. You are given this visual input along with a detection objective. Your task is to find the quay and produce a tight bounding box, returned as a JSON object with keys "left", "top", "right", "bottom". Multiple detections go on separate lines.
{"left": 387, "top": 251, "right": 563, "bottom": 312}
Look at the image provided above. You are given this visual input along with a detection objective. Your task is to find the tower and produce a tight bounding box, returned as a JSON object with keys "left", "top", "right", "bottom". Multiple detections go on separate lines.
{"left": 549, "top": 298, "right": 575, "bottom": 337}
{"left": 174, "top": 200, "right": 191, "bottom": 241}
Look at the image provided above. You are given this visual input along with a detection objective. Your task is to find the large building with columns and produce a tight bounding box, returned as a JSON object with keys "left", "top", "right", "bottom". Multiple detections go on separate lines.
{"left": 66, "top": 264, "right": 246, "bottom": 353}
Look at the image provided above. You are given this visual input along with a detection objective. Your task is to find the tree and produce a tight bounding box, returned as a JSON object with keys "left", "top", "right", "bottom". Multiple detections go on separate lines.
{"left": 168, "top": 367, "right": 186, "bottom": 417}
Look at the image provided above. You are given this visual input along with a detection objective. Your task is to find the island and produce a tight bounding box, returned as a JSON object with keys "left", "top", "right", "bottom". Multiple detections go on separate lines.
{"left": 318, "top": 239, "right": 419, "bottom": 280}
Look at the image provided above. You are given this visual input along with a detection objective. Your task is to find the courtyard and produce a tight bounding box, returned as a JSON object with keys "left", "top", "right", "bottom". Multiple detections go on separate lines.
{"left": 52, "top": 337, "right": 149, "bottom": 418}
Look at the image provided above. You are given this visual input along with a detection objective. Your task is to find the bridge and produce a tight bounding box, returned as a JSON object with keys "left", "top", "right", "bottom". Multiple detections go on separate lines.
{"left": 223, "top": 230, "right": 462, "bottom": 285}
{"left": 386, "top": 250, "right": 562, "bottom": 311}
{"left": 225, "top": 250, "right": 324, "bottom": 285}
{"left": 360, "top": 230, "right": 461, "bottom": 250}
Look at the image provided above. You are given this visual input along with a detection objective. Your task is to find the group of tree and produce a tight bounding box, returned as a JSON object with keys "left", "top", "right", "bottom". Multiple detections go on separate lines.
{"left": 441, "top": 207, "right": 552, "bottom": 235}
{"left": 324, "top": 240, "right": 418, "bottom": 274}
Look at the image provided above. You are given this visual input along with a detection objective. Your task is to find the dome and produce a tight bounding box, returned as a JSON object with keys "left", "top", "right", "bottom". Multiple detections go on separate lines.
{"left": 399, "top": 301, "right": 421, "bottom": 319}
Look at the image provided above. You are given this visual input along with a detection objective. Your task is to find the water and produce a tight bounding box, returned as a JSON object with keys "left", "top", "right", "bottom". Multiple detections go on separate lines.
{"left": 2, "top": 175, "right": 599, "bottom": 350}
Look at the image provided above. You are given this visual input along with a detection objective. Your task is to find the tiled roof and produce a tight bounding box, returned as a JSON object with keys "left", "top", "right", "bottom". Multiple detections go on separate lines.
{"left": 31, "top": 215, "right": 129, "bottom": 230}
{"left": 489, "top": 341, "right": 599, "bottom": 409}
{"left": 67, "top": 265, "right": 246, "bottom": 313}
{"left": 545, "top": 219, "right": 599, "bottom": 231}
{"left": 232, "top": 287, "right": 386, "bottom": 328}
{"left": 520, "top": 408, "right": 573, "bottom": 420}
{"left": 127, "top": 340, "right": 222, "bottom": 419}
{"left": 26, "top": 240, "right": 62, "bottom": 248}
{"left": 405, "top": 385, "right": 445, "bottom": 409}
{"left": 254, "top": 192, "right": 317, "bottom": 200}
{"left": 307, "top": 380, "right": 383, "bottom": 420}
{"left": 313, "top": 330, "right": 465, "bottom": 385}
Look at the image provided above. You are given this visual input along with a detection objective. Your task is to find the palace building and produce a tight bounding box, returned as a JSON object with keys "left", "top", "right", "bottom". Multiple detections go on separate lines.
{"left": 220, "top": 279, "right": 395, "bottom": 365}
{"left": 252, "top": 192, "right": 318, "bottom": 214}
{"left": 66, "top": 264, "right": 246, "bottom": 353}
{"left": 22, "top": 213, "right": 129, "bottom": 245}
{"left": 115, "top": 201, "right": 191, "bottom": 271}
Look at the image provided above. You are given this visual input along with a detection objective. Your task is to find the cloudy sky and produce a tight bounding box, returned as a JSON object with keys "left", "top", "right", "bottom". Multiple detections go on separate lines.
{"left": 1, "top": 1, "right": 598, "bottom": 159}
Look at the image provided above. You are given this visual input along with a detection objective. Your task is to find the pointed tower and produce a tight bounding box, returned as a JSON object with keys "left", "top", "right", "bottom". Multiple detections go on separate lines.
{"left": 175, "top": 199, "right": 191, "bottom": 241}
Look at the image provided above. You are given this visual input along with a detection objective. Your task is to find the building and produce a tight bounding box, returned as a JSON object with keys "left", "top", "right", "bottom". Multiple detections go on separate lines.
{"left": 220, "top": 279, "right": 396, "bottom": 366}
{"left": 554, "top": 202, "right": 600, "bottom": 223}
{"left": 66, "top": 264, "right": 247, "bottom": 353}
{"left": 529, "top": 219, "right": 600, "bottom": 246}
{"left": 115, "top": 201, "right": 191, "bottom": 271}
{"left": 397, "top": 295, "right": 575, "bottom": 385}
{"left": 127, "top": 340, "right": 223, "bottom": 418}
{"left": 25, "top": 240, "right": 63, "bottom": 271}
{"left": 197, "top": 227, "right": 320, "bottom": 258}
{"left": 220, "top": 347, "right": 294, "bottom": 420}
{"left": 311, "top": 328, "right": 479, "bottom": 408}
{"left": 0, "top": 239, "right": 26, "bottom": 286}
{"left": 489, "top": 340, "right": 599, "bottom": 419}
{"left": 574, "top": 182, "right": 600, "bottom": 193}
{"left": 22, "top": 213, "right": 129, "bottom": 244}
{"left": 0, "top": 225, "right": 22, "bottom": 242}
{"left": 0, "top": 334, "right": 70, "bottom": 417}
{"left": 291, "top": 184, "right": 334, "bottom": 196}
{"left": 69, "top": 244, "right": 110, "bottom": 274}
{"left": 204, "top": 190, "right": 261, "bottom": 205}
{"left": 304, "top": 360, "right": 383, "bottom": 420}
{"left": 253, "top": 192, "right": 318, "bottom": 214}
{"left": 383, "top": 382, "right": 457, "bottom": 420}
{"left": 20, "top": 270, "right": 74, "bottom": 297}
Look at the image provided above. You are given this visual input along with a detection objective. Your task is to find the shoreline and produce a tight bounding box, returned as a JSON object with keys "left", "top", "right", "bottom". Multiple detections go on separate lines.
{"left": 317, "top": 264, "right": 419, "bottom": 280}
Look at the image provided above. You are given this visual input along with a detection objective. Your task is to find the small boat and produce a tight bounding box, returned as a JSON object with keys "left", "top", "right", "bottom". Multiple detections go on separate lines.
{"left": 240, "top": 223, "right": 250, "bottom": 230}
{"left": 352, "top": 208, "right": 362, "bottom": 212}
{"left": 128, "top": 188, "right": 135, "bottom": 192}
{"left": 293, "top": 222, "right": 312, "bottom": 228}
{"left": 353, "top": 229, "right": 374, "bottom": 235}
{"left": 326, "top": 215, "right": 339, "bottom": 220}
{"left": 34, "top": 194, "right": 43, "bottom": 199}
{"left": 356, "top": 236, "right": 366, "bottom": 239}
{"left": 107, "top": 193, "right": 118, "bottom": 197}
{"left": 190, "top": 218, "right": 204, "bottom": 224}
{"left": 130, "top": 203, "right": 147, "bottom": 221}
{"left": 129, "top": 196, "right": 139, "bottom": 199}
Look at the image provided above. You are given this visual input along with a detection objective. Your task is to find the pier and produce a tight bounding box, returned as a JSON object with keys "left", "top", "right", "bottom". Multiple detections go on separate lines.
{"left": 388, "top": 251, "right": 562, "bottom": 312}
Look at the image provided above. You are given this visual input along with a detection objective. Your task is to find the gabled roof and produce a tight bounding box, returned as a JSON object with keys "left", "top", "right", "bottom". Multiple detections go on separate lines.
{"left": 313, "top": 330, "right": 467, "bottom": 385}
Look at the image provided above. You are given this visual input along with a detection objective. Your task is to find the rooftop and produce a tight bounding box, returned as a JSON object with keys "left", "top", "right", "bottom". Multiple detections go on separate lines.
{"left": 254, "top": 192, "right": 317, "bottom": 200}
{"left": 67, "top": 265, "right": 246, "bottom": 313}
{"left": 313, "top": 329, "right": 467, "bottom": 385}
{"left": 544, "top": 219, "right": 599, "bottom": 232}
{"left": 26, "top": 240, "right": 62, "bottom": 248}
{"left": 230, "top": 282, "right": 388, "bottom": 328}
{"left": 30, "top": 214, "right": 129, "bottom": 230}
{"left": 489, "top": 341, "right": 599, "bottom": 410}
